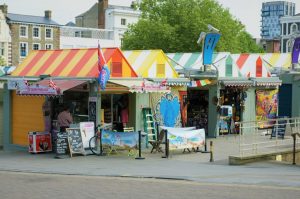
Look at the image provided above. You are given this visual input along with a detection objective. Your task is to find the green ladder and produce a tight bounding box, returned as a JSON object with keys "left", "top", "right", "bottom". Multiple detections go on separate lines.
{"left": 142, "top": 108, "right": 157, "bottom": 148}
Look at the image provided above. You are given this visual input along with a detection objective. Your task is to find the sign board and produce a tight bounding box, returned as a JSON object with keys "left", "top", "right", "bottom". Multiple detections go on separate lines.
{"left": 79, "top": 122, "right": 95, "bottom": 149}
{"left": 8, "top": 79, "right": 27, "bottom": 90}
{"left": 17, "top": 84, "right": 59, "bottom": 95}
{"left": 55, "top": 132, "right": 69, "bottom": 158}
{"left": 66, "top": 128, "right": 85, "bottom": 157}
{"left": 101, "top": 131, "right": 138, "bottom": 150}
{"left": 167, "top": 129, "right": 205, "bottom": 150}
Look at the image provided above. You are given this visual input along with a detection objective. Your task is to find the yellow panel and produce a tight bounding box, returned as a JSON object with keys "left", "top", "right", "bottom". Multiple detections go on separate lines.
{"left": 26, "top": 51, "right": 53, "bottom": 76}
{"left": 122, "top": 59, "right": 131, "bottom": 77}
{"left": 138, "top": 51, "right": 157, "bottom": 76}
{"left": 77, "top": 51, "right": 98, "bottom": 77}
{"left": 11, "top": 51, "right": 39, "bottom": 76}
{"left": 43, "top": 50, "right": 71, "bottom": 75}
{"left": 127, "top": 51, "right": 142, "bottom": 65}
{"left": 156, "top": 53, "right": 166, "bottom": 77}
{"left": 60, "top": 49, "right": 87, "bottom": 76}
{"left": 269, "top": 54, "right": 280, "bottom": 68}
{"left": 283, "top": 55, "right": 291, "bottom": 68}
{"left": 12, "top": 92, "right": 45, "bottom": 146}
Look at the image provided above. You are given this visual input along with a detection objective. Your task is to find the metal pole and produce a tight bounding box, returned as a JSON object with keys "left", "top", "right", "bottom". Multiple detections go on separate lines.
{"left": 162, "top": 130, "right": 169, "bottom": 158}
{"left": 292, "top": 134, "right": 296, "bottom": 165}
{"left": 210, "top": 141, "right": 214, "bottom": 162}
{"left": 99, "top": 129, "right": 103, "bottom": 156}
{"left": 135, "top": 130, "right": 145, "bottom": 160}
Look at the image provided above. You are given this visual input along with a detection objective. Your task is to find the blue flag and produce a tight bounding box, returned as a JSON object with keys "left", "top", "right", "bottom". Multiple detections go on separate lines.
{"left": 98, "top": 65, "right": 110, "bottom": 90}
{"left": 203, "top": 33, "right": 221, "bottom": 65}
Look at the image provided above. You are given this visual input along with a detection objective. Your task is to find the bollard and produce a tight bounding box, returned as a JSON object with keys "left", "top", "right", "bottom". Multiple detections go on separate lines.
{"left": 135, "top": 130, "right": 145, "bottom": 160}
{"left": 292, "top": 134, "right": 296, "bottom": 165}
{"left": 99, "top": 129, "right": 103, "bottom": 156}
{"left": 162, "top": 130, "right": 169, "bottom": 158}
{"left": 209, "top": 141, "right": 214, "bottom": 162}
{"left": 200, "top": 140, "right": 210, "bottom": 153}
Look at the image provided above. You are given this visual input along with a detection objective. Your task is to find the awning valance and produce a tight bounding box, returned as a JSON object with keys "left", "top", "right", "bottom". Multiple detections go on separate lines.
{"left": 221, "top": 80, "right": 253, "bottom": 87}
{"left": 108, "top": 79, "right": 171, "bottom": 93}
{"left": 16, "top": 79, "right": 87, "bottom": 96}
{"left": 148, "top": 78, "right": 190, "bottom": 86}
{"left": 252, "top": 77, "right": 282, "bottom": 87}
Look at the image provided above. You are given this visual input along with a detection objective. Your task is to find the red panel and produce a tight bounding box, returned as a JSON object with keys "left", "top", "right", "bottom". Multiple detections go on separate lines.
{"left": 256, "top": 57, "right": 262, "bottom": 77}
{"left": 112, "top": 62, "right": 122, "bottom": 77}
{"left": 19, "top": 51, "right": 47, "bottom": 76}
{"left": 67, "top": 49, "right": 95, "bottom": 77}
{"left": 34, "top": 50, "right": 62, "bottom": 76}
{"left": 51, "top": 50, "right": 79, "bottom": 76}
{"left": 103, "top": 48, "right": 115, "bottom": 63}
{"left": 236, "top": 54, "right": 249, "bottom": 69}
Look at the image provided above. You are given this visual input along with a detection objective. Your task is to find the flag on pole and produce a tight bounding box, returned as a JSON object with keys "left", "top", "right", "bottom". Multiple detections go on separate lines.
{"left": 49, "top": 79, "right": 57, "bottom": 90}
{"left": 98, "top": 43, "right": 106, "bottom": 72}
{"left": 97, "top": 42, "right": 110, "bottom": 90}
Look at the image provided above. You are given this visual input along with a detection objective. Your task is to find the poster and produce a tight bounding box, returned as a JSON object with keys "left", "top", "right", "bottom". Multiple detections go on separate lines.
{"left": 101, "top": 131, "right": 138, "bottom": 149}
{"left": 167, "top": 129, "right": 205, "bottom": 150}
{"left": 80, "top": 122, "right": 95, "bottom": 149}
{"left": 256, "top": 89, "right": 278, "bottom": 128}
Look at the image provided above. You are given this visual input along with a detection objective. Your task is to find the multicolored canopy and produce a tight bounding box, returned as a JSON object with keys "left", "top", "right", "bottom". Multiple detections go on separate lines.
{"left": 123, "top": 50, "right": 178, "bottom": 78}
{"left": 11, "top": 48, "right": 137, "bottom": 78}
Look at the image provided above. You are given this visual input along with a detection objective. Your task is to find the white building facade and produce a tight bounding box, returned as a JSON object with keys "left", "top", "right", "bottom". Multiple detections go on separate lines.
{"left": 280, "top": 14, "right": 300, "bottom": 52}
{"left": 0, "top": 9, "right": 11, "bottom": 66}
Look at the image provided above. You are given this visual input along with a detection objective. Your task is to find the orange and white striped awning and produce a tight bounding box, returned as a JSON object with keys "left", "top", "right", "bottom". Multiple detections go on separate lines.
{"left": 11, "top": 48, "right": 137, "bottom": 78}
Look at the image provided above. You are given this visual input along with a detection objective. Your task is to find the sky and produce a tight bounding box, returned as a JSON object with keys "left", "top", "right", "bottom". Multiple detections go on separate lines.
{"left": 1, "top": 0, "right": 299, "bottom": 38}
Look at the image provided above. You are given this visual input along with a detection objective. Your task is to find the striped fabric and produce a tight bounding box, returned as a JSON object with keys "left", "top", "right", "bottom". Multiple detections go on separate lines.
{"left": 11, "top": 48, "right": 137, "bottom": 78}
{"left": 261, "top": 53, "right": 291, "bottom": 69}
{"left": 123, "top": 50, "right": 178, "bottom": 78}
{"left": 231, "top": 54, "right": 271, "bottom": 78}
{"left": 167, "top": 52, "right": 242, "bottom": 78}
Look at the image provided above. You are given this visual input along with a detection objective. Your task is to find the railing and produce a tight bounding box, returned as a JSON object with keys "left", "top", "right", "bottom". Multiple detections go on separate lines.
{"left": 236, "top": 117, "right": 300, "bottom": 158}
{"left": 60, "top": 26, "right": 114, "bottom": 40}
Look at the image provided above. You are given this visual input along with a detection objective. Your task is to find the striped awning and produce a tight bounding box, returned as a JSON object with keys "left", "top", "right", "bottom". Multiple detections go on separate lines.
{"left": 11, "top": 48, "right": 137, "bottom": 78}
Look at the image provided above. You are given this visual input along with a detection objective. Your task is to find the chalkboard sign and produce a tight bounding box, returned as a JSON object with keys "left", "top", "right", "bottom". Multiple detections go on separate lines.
{"left": 67, "top": 128, "right": 85, "bottom": 157}
{"left": 55, "top": 132, "right": 69, "bottom": 158}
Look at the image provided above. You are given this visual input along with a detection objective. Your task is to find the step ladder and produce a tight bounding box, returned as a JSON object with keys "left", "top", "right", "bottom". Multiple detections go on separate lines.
{"left": 142, "top": 108, "right": 157, "bottom": 148}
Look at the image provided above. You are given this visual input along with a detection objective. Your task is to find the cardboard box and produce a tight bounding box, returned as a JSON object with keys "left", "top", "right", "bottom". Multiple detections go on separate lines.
{"left": 28, "top": 132, "right": 52, "bottom": 153}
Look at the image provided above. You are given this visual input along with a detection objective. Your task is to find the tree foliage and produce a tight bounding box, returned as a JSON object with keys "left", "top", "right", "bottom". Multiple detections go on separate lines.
{"left": 122, "top": 0, "right": 264, "bottom": 53}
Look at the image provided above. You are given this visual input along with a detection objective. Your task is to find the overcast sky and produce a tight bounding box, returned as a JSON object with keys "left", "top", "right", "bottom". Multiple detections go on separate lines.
{"left": 1, "top": 0, "right": 299, "bottom": 38}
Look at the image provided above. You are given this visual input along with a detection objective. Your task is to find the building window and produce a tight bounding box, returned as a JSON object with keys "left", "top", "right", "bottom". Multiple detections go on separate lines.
{"left": 20, "top": 42, "right": 28, "bottom": 57}
{"left": 45, "top": 44, "right": 53, "bottom": 50}
{"left": 0, "top": 42, "right": 5, "bottom": 56}
{"left": 121, "top": 18, "right": 126, "bottom": 25}
{"left": 45, "top": 28, "right": 53, "bottom": 39}
{"left": 32, "top": 43, "right": 40, "bottom": 50}
{"left": 20, "top": 26, "right": 28, "bottom": 37}
{"left": 33, "top": 27, "right": 40, "bottom": 38}
{"left": 291, "top": 24, "right": 298, "bottom": 34}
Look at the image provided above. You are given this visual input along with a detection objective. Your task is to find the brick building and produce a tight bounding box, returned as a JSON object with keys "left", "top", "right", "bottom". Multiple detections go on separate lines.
{"left": 0, "top": 5, "right": 60, "bottom": 66}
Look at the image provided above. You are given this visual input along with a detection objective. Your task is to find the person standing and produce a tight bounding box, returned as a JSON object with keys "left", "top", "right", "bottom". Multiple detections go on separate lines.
{"left": 57, "top": 105, "right": 73, "bottom": 132}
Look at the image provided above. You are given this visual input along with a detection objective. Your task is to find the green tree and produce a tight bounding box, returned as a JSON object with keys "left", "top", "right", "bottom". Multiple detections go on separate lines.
{"left": 122, "top": 0, "right": 264, "bottom": 53}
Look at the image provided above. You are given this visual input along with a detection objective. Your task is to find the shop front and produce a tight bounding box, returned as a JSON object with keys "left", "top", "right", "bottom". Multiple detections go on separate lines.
{"left": 2, "top": 47, "right": 140, "bottom": 150}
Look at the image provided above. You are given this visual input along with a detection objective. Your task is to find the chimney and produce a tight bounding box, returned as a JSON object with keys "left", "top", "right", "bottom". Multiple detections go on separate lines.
{"left": 45, "top": 10, "right": 52, "bottom": 19}
{"left": 98, "top": 0, "right": 108, "bottom": 29}
{"left": 0, "top": 4, "right": 8, "bottom": 16}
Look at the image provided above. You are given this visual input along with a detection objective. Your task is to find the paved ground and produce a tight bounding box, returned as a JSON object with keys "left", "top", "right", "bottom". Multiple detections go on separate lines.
{"left": 0, "top": 135, "right": 299, "bottom": 189}
{"left": 1, "top": 171, "right": 300, "bottom": 199}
